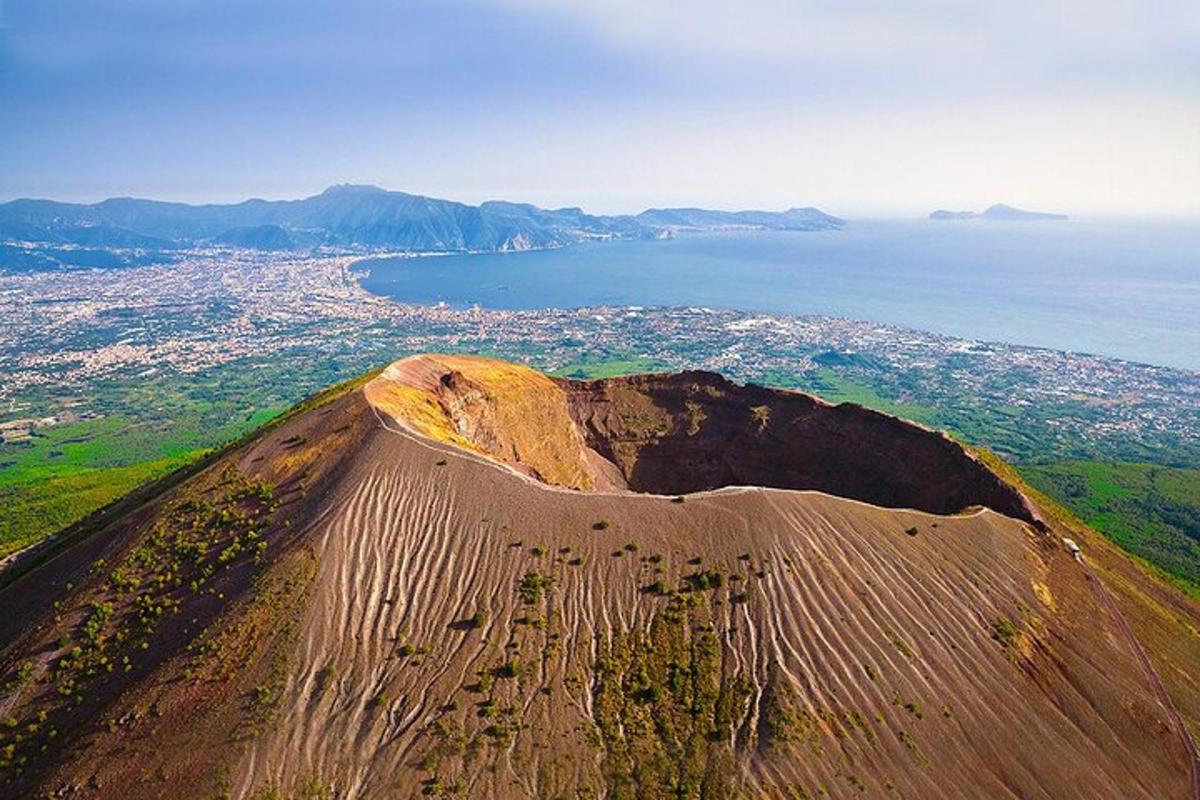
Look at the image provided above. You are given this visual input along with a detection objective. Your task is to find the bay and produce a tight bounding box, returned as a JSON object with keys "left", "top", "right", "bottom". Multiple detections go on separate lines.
{"left": 355, "top": 218, "right": 1200, "bottom": 370}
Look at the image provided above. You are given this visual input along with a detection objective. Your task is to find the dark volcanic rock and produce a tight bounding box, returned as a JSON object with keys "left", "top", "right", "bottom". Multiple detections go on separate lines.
{"left": 559, "top": 370, "right": 1041, "bottom": 524}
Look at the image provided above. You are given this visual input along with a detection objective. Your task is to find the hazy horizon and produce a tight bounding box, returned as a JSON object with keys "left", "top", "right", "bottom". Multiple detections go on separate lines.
{"left": 2, "top": 0, "right": 1198, "bottom": 216}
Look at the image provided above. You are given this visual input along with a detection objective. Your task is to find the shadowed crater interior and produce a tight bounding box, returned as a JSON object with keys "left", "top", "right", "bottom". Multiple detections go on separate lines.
{"left": 560, "top": 371, "right": 1039, "bottom": 523}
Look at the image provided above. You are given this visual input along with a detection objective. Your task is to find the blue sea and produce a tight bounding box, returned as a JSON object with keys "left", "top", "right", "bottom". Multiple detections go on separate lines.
{"left": 355, "top": 218, "right": 1200, "bottom": 371}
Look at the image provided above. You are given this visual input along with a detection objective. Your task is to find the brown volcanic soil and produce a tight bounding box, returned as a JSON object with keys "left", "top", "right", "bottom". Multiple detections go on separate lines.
{"left": 0, "top": 354, "right": 1198, "bottom": 800}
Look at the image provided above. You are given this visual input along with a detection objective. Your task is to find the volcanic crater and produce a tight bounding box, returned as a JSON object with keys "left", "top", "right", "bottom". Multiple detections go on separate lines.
{"left": 366, "top": 353, "right": 1041, "bottom": 524}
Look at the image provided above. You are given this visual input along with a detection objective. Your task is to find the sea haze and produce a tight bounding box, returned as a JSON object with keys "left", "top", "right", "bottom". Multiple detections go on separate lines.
{"left": 355, "top": 218, "right": 1200, "bottom": 371}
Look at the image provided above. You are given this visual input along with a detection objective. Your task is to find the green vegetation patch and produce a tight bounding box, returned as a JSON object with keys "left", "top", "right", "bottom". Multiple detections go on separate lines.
{"left": 0, "top": 380, "right": 284, "bottom": 557}
{"left": 0, "top": 454, "right": 197, "bottom": 557}
{"left": 1022, "top": 460, "right": 1200, "bottom": 593}
{"left": 787, "top": 369, "right": 938, "bottom": 425}
{"left": 551, "top": 357, "right": 667, "bottom": 380}
{"left": 518, "top": 571, "right": 553, "bottom": 605}
{"left": 592, "top": 594, "right": 751, "bottom": 799}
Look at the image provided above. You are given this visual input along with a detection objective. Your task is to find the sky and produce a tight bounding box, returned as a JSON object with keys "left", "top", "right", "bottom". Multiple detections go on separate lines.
{"left": 1, "top": 0, "right": 1198, "bottom": 216}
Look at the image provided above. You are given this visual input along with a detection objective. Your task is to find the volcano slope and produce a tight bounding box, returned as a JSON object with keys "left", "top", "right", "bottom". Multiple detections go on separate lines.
{"left": 1, "top": 354, "right": 1199, "bottom": 800}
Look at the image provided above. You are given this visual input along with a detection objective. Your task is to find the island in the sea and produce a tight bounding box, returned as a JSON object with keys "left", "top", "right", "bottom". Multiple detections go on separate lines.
{"left": 930, "top": 203, "right": 1068, "bottom": 221}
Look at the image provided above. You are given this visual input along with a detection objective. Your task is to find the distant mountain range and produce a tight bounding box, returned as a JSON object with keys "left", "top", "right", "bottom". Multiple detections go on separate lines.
{"left": 0, "top": 185, "right": 842, "bottom": 268}
{"left": 930, "top": 203, "right": 1068, "bottom": 221}
{"left": 634, "top": 206, "right": 839, "bottom": 232}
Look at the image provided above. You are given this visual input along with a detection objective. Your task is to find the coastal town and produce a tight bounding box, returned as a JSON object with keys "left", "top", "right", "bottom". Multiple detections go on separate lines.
{"left": 1, "top": 247, "right": 1198, "bottom": 466}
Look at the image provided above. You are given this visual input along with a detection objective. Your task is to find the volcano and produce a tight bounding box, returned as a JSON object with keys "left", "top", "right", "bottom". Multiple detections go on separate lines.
{"left": 1, "top": 354, "right": 1197, "bottom": 799}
